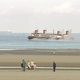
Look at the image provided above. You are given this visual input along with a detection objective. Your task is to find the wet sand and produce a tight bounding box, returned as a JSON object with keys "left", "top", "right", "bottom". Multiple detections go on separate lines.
{"left": 0, "top": 49, "right": 80, "bottom": 55}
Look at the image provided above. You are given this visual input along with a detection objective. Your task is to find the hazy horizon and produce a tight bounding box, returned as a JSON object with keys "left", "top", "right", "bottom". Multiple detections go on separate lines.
{"left": 0, "top": 31, "right": 79, "bottom": 34}
{"left": 0, "top": 0, "right": 80, "bottom": 33}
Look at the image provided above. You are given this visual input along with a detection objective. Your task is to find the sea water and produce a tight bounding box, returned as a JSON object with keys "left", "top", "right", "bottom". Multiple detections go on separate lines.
{"left": 0, "top": 32, "right": 80, "bottom": 50}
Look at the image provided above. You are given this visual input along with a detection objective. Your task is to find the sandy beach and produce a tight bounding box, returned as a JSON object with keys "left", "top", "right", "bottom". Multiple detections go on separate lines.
{"left": 0, "top": 49, "right": 80, "bottom": 80}
{"left": 0, "top": 49, "right": 80, "bottom": 67}
{"left": 0, "top": 70, "right": 80, "bottom": 80}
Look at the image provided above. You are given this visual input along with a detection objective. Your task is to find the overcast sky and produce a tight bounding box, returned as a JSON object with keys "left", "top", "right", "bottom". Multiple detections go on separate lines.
{"left": 0, "top": 0, "right": 80, "bottom": 33}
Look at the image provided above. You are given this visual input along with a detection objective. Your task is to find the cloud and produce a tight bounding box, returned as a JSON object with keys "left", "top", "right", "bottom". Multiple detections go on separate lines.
{"left": 52, "top": 2, "right": 73, "bottom": 14}
{"left": 0, "top": 0, "right": 80, "bottom": 33}
{"left": 0, "top": 0, "right": 79, "bottom": 15}
{"left": 30, "top": 0, "right": 80, "bottom": 15}
{"left": 0, "top": 6, "right": 15, "bottom": 15}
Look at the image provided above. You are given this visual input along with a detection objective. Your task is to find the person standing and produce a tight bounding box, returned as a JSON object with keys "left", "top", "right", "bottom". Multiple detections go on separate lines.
{"left": 53, "top": 61, "right": 56, "bottom": 72}
{"left": 21, "top": 59, "right": 26, "bottom": 71}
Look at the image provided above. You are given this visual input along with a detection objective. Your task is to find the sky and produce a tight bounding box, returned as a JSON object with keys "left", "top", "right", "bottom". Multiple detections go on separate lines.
{"left": 0, "top": 0, "right": 80, "bottom": 33}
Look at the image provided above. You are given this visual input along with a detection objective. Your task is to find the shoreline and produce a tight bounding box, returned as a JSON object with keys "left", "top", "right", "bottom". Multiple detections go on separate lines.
{"left": 0, "top": 48, "right": 80, "bottom": 55}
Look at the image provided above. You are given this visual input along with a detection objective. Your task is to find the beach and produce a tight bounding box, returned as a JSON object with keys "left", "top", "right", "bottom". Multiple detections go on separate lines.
{"left": 0, "top": 49, "right": 80, "bottom": 80}
{"left": 0, "top": 69, "right": 80, "bottom": 80}
{"left": 0, "top": 49, "right": 80, "bottom": 67}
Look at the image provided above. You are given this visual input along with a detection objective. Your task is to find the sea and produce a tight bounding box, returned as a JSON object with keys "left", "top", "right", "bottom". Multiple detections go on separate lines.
{"left": 0, "top": 32, "right": 80, "bottom": 50}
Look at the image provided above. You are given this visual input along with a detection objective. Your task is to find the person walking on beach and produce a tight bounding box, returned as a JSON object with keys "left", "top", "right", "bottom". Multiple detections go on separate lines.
{"left": 21, "top": 59, "right": 27, "bottom": 71}
{"left": 53, "top": 61, "right": 56, "bottom": 72}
